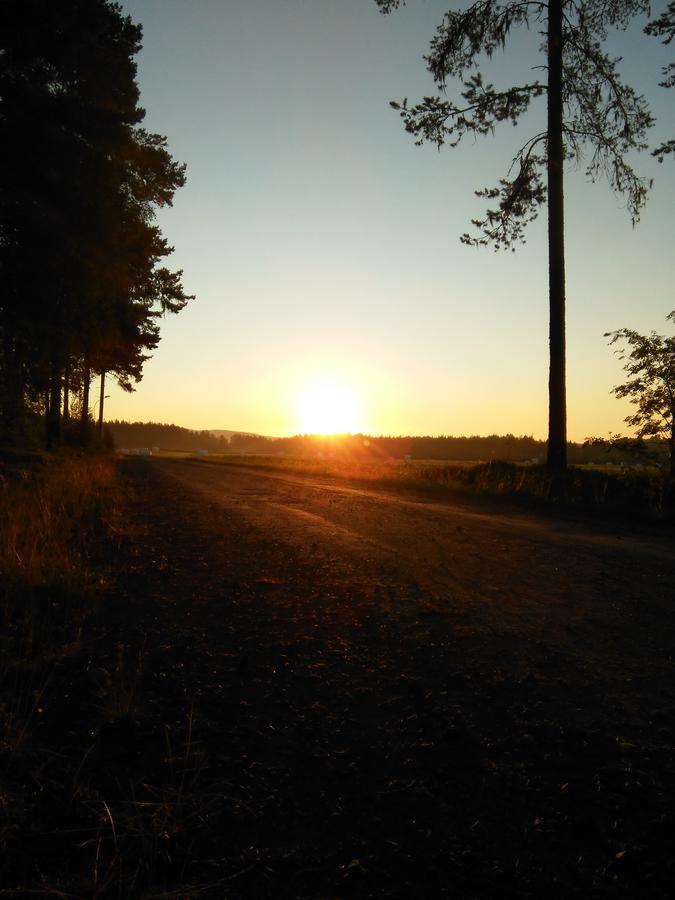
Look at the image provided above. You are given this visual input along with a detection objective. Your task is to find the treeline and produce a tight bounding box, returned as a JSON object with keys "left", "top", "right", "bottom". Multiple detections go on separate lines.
{"left": 231, "top": 432, "right": 528, "bottom": 462}
{"left": 228, "top": 432, "right": 660, "bottom": 464}
{"left": 113, "top": 425, "right": 664, "bottom": 466}
{"left": 107, "top": 421, "right": 230, "bottom": 453}
{"left": 0, "top": 1, "right": 191, "bottom": 449}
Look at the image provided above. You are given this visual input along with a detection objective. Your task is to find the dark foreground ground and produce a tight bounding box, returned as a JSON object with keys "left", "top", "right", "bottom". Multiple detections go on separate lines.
{"left": 6, "top": 457, "right": 675, "bottom": 898}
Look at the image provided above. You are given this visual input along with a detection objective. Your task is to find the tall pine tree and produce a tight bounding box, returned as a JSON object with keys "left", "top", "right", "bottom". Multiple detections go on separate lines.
{"left": 376, "top": 0, "right": 654, "bottom": 469}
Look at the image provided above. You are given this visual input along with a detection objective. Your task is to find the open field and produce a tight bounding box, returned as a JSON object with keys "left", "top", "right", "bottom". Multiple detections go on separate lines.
{"left": 164, "top": 452, "right": 479, "bottom": 478}
{"left": 123, "top": 451, "right": 474, "bottom": 487}
{"left": 136, "top": 448, "right": 656, "bottom": 480}
{"left": 3, "top": 453, "right": 674, "bottom": 897}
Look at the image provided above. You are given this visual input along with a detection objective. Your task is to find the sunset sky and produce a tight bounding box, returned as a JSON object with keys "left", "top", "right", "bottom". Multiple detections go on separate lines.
{"left": 108, "top": 0, "right": 675, "bottom": 441}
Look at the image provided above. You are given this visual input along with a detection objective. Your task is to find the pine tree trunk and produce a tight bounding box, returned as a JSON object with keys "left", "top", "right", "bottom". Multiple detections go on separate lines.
{"left": 81, "top": 359, "right": 91, "bottom": 441}
{"left": 546, "top": 0, "right": 567, "bottom": 472}
{"left": 98, "top": 370, "right": 105, "bottom": 434}
{"left": 63, "top": 360, "right": 70, "bottom": 419}
{"left": 1, "top": 349, "right": 24, "bottom": 440}
{"left": 46, "top": 363, "right": 62, "bottom": 450}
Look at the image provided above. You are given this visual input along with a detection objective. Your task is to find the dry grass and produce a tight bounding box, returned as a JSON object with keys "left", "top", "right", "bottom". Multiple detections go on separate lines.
{"left": 0, "top": 453, "right": 122, "bottom": 753}
{"left": 0, "top": 453, "right": 223, "bottom": 896}
{"left": 1, "top": 453, "right": 118, "bottom": 593}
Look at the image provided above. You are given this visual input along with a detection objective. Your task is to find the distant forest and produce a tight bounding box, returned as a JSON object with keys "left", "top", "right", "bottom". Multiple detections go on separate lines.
{"left": 107, "top": 421, "right": 660, "bottom": 466}
{"left": 108, "top": 421, "right": 230, "bottom": 452}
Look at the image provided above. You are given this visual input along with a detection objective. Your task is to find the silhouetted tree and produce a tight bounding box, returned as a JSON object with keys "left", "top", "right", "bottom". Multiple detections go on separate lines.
{"left": 584, "top": 433, "right": 663, "bottom": 466}
{"left": 0, "top": 0, "right": 191, "bottom": 447}
{"left": 606, "top": 311, "right": 675, "bottom": 475}
{"left": 376, "top": 0, "right": 654, "bottom": 470}
{"left": 646, "top": 0, "right": 675, "bottom": 160}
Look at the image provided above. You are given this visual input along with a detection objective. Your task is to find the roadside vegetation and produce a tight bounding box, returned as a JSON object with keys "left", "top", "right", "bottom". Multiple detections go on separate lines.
{"left": 0, "top": 452, "right": 119, "bottom": 709}
{"left": 0, "top": 449, "right": 132, "bottom": 890}
{"left": 1, "top": 448, "right": 220, "bottom": 897}
{"left": 1, "top": 450, "right": 253, "bottom": 896}
{"left": 400, "top": 459, "right": 673, "bottom": 517}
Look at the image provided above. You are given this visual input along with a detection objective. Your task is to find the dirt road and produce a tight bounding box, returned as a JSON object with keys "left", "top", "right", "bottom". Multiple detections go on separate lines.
{"left": 156, "top": 458, "right": 675, "bottom": 685}
{"left": 101, "top": 459, "right": 675, "bottom": 896}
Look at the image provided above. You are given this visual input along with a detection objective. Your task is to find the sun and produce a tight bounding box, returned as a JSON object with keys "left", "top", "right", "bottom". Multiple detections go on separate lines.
{"left": 297, "top": 379, "right": 361, "bottom": 435}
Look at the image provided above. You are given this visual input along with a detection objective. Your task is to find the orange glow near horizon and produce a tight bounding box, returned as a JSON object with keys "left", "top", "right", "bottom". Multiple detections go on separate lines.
{"left": 296, "top": 379, "right": 361, "bottom": 435}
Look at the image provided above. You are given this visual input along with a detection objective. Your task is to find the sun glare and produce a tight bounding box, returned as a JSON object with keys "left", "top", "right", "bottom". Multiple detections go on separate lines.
{"left": 297, "top": 379, "right": 361, "bottom": 435}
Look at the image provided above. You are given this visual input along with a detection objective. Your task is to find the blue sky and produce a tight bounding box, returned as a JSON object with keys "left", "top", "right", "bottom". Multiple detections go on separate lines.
{"left": 108, "top": 0, "right": 675, "bottom": 440}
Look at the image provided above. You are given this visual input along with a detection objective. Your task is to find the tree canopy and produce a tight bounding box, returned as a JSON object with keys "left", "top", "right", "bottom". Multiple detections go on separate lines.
{"left": 606, "top": 311, "right": 675, "bottom": 475}
{"left": 0, "top": 0, "right": 192, "bottom": 446}
{"left": 645, "top": 0, "right": 675, "bottom": 160}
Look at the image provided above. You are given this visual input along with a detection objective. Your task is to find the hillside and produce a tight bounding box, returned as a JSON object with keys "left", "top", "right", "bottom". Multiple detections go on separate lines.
{"left": 208, "top": 429, "right": 265, "bottom": 440}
